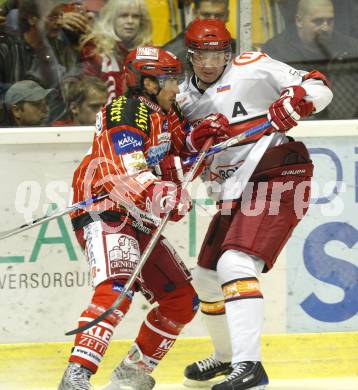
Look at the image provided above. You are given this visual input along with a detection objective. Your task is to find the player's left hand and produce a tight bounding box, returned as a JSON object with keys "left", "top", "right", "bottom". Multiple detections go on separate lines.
{"left": 267, "top": 86, "right": 314, "bottom": 132}
{"left": 188, "top": 113, "right": 230, "bottom": 152}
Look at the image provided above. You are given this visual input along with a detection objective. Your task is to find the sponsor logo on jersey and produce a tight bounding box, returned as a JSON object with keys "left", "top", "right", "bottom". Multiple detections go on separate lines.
{"left": 109, "top": 96, "right": 127, "bottom": 123}
{"left": 112, "top": 130, "right": 144, "bottom": 155}
{"left": 122, "top": 151, "right": 147, "bottom": 174}
{"left": 107, "top": 234, "right": 140, "bottom": 276}
{"left": 217, "top": 84, "right": 231, "bottom": 93}
{"left": 289, "top": 68, "right": 304, "bottom": 78}
{"left": 158, "top": 132, "right": 171, "bottom": 143}
{"left": 135, "top": 101, "right": 150, "bottom": 134}
{"left": 219, "top": 166, "right": 239, "bottom": 180}
{"left": 146, "top": 143, "right": 171, "bottom": 166}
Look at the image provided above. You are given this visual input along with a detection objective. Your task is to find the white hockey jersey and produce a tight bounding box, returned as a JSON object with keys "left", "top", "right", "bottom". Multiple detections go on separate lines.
{"left": 177, "top": 51, "right": 333, "bottom": 200}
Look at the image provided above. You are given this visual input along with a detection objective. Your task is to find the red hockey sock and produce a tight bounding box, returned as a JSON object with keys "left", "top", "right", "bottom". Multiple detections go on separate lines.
{"left": 135, "top": 284, "right": 198, "bottom": 372}
{"left": 134, "top": 307, "right": 180, "bottom": 372}
{"left": 69, "top": 280, "right": 133, "bottom": 373}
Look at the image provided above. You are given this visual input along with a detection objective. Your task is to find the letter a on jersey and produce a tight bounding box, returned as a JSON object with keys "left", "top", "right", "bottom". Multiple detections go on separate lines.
{"left": 232, "top": 101, "right": 248, "bottom": 118}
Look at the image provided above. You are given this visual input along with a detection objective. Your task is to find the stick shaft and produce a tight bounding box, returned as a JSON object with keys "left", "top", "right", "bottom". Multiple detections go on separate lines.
{"left": 0, "top": 193, "right": 109, "bottom": 241}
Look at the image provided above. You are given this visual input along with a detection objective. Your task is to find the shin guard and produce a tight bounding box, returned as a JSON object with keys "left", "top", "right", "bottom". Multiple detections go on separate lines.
{"left": 69, "top": 280, "right": 133, "bottom": 373}
{"left": 134, "top": 307, "right": 182, "bottom": 372}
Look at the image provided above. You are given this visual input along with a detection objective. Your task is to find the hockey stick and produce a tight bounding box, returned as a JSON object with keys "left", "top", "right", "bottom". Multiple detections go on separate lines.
{"left": 0, "top": 121, "right": 271, "bottom": 242}
{"left": 65, "top": 137, "right": 214, "bottom": 336}
{"left": 0, "top": 193, "right": 109, "bottom": 241}
{"left": 183, "top": 120, "right": 271, "bottom": 166}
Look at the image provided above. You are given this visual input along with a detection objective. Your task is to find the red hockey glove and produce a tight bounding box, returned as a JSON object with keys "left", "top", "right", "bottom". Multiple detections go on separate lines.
{"left": 146, "top": 181, "right": 192, "bottom": 222}
{"left": 267, "top": 86, "right": 314, "bottom": 132}
{"left": 188, "top": 113, "right": 230, "bottom": 152}
{"left": 154, "top": 154, "right": 185, "bottom": 185}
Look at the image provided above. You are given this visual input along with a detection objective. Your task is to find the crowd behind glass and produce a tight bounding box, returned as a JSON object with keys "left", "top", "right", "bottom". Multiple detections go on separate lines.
{"left": 1, "top": 0, "right": 357, "bottom": 127}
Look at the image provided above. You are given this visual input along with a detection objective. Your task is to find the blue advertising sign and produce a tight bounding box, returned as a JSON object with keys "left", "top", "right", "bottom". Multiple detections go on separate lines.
{"left": 287, "top": 137, "right": 358, "bottom": 332}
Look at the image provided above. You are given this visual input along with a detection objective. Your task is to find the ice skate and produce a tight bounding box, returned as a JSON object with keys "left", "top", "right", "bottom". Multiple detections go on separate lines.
{"left": 183, "top": 355, "right": 232, "bottom": 388}
{"left": 58, "top": 362, "right": 93, "bottom": 390}
{"left": 211, "top": 361, "right": 269, "bottom": 390}
{"left": 102, "top": 343, "right": 155, "bottom": 390}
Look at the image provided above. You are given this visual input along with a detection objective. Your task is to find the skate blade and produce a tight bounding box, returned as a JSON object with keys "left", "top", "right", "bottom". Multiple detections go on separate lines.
{"left": 101, "top": 382, "right": 135, "bottom": 390}
{"left": 183, "top": 376, "right": 224, "bottom": 388}
{"left": 248, "top": 384, "right": 268, "bottom": 390}
{"left": 102, "top": 383, "right": 133, "bottom": 390}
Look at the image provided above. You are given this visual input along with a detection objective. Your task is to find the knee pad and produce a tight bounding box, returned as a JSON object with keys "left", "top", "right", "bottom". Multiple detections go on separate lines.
{"left": 217, "top": 250, "right": 264, "bottom": 302}
{"left": 191, "top": 265, "right": 224, "bottom": 302}
{"left": 217, "top": 250, "right": 265, "bottom": 283}
{"left": 156, "top": 284, "right": 198, "bottom": 325}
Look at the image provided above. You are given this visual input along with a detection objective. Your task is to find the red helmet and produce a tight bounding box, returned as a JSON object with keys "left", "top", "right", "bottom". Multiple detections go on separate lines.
{"left": 185, "top": 18, "right": 232, "bottom": 51}
{"left": 124, "top": 47, "right": 183, "bottom": 88}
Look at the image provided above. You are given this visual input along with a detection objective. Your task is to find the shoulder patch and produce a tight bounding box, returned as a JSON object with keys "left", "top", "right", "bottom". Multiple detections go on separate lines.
{"left": 105, "top": 97, "right": 151, "bottom": 136}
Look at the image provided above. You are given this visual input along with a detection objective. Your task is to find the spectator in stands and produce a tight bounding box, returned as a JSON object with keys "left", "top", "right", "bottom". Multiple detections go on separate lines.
{"left": 61, "top": 1, "right": 90, "bottom": 54}
{"left": 80, "top": 0, "right": 152, "bottom": 103}
{"left": 82, "top": 0, "right": 106, "bottom": 24}
{"left": 163, "top": 0, "right": 235, "bottom": 66}
{"left": 261, "top": 0, "right": 358, "bottom": 119}
{"left": 0, "top": 0, "right": 19, "bottom": 32}
{"left": 274, "top": 0, "right": 358, "bottom": 39}
{"left": 0, "top": 0, "right": 82, "bottom": 122}
{"left": 52, "top": 75, "right": 107, "bottom": 126}
{"left": 3, "top": 79, "right": 52, "bottom": 126}
{"left": 60, "top": 1, "right": 107, "bottom": 55}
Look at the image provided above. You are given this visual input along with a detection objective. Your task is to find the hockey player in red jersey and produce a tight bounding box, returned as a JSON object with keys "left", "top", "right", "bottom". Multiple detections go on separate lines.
{"left": 58, "top": 46, "right": 226, "bottom": 390}
{"left": 177, "top": 19, "right": 333, "bottom": 390}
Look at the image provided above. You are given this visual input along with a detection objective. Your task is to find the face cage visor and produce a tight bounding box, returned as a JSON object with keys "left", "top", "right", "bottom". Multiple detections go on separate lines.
{"left": 156, "top": 74, "right": 185, "bottom": 91}
{"left": 188, "top": 48, "right": 232, "bottom": 67}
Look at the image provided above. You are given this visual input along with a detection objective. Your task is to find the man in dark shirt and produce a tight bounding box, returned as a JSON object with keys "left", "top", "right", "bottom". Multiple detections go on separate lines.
{"left": 261, "top": 0, "right": 358, "bottom": 119}
{"left": 3, "top": 79, "right": 52, "bottom": 126}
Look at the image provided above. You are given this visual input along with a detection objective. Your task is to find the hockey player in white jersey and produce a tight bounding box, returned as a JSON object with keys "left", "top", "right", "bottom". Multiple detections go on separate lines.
{"left": 177, "top": 18, "right": 333, "bottom": 390}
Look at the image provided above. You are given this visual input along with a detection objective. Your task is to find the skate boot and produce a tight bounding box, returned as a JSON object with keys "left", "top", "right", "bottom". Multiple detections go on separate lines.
{"left": 103, "top": 343, "right": 155, "bottom": 390}
{"left": 183, "top": 355, "right": 232, "bottom": 388}
{"left": 211, "top": 361, "right": 269, "bottom": 390}
{"left": 58, "top": 362, "right": 93, "bottom": 390}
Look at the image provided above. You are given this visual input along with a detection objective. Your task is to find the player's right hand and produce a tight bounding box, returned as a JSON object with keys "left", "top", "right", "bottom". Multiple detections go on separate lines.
{"left": 146, "top": 182, "right": 192, "bottom": 222}
{"left": 188, "top": 113, "right": 230, "bottom": 152}
{"left": 267, "top": 86, "right": 314, "bottom": 132}
{"left": 154, "top": 154, "right": 185, "bottom": 185}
